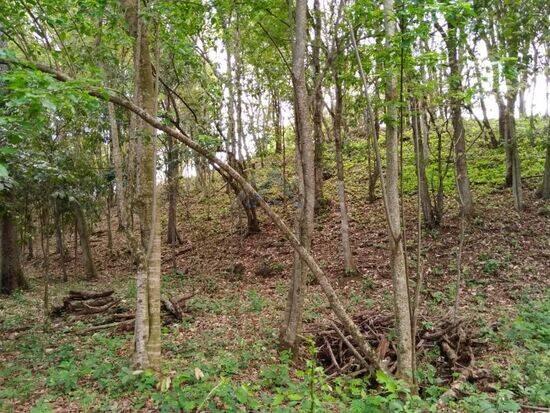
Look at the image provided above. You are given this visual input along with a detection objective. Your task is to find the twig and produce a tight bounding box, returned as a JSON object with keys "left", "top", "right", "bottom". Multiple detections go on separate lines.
{"left": 329, "top": 321, "right": 369, "bottom": 369}
{"left": 324, "top": 336, "right": 341, "bottom": 371}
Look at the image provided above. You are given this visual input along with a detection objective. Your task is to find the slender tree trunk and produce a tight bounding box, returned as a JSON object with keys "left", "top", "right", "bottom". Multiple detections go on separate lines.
{"left": 40, "top": 207, "right": 51, "bottom": 330}
{"left": 505, "top": 93, "right": 523, "bottom": 210}
{"left": 280, "top": 0, "right": 315, "bottom": 354}
{"left": 54, "top": 207, "right": 63, "bottom": 254}
{"left": 312, "top": 0, "right": 324, "bottom": 209}
{"left": 224, "top": 24, "right": 238, "bottom": 161}
{"left": 72, "top": 201, "right": 98, "bottom": 280}
{"left": 166, "top": 133, "right": 181, "bottom": 245}
{"left": 273, "top": 91, "right": 282, "bottom": 154}
{"left": 333, "top": 72, "right": 356, "bottom": 275}
{"left": 466, "top": 44, "right": 498, "bottom": 148}
{"left": 55, "top": 201, "right": 68, "bottom": 282}
{"left": 383, "top": 0, "right": 414, "bottom": 382}
{"left": 1, "top": 198, "right": 28, "bottom": 294}
{"left": 107, "top": 102, "right": 127, "bottom": 231}
{"left": 106, "top": 191, "right": 114, "bottom": 251}
{"left": 443, "top": 22, "right": 474, "bottom": 217}
{"left": 542, "top": 133, "right": 550, "bottom": 199}
{"left": 411, "top": 98, "right": 435, "bottom": 227}
{"left": 234, "top": 15, "right": 250, "bottom": 161}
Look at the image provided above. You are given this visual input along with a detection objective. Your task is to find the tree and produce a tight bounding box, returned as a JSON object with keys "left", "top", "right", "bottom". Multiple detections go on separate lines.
{"left": 280, "top": 0, "right": 316, "bottom": 354}
{"left": 120, "top": 0, "right": 161, "bottom": 370}
{"left": 382, "top": 0, "right": 414, "bottom": 382}
{"left": 435, "top": 4, "right": 474, "bottom": 218}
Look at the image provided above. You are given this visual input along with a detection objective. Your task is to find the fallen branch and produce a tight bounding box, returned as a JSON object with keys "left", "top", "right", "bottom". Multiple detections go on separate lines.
{"left": 330, "top": 321, "right": 370, "bottom": 371}
{"left": 75, "top": 319, "right": 134, "bottom": 335}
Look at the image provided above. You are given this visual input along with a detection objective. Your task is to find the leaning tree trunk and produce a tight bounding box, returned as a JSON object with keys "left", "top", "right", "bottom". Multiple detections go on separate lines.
{"left": 72, "top": 201, "right": 98, "bottom": 280}
{"left": 1, "top": 202, "right": 28, "bottom": 294}
{"left": 383, "top": 0, "right": 414, "bottom": 383}
{"left": 280, "top": 0, "right": 315, "bottom": 354}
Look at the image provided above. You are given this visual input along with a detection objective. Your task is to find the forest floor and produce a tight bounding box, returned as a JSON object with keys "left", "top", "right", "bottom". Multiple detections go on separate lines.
{"left": 1, "top": 128, "right": 550, "bottom": 412}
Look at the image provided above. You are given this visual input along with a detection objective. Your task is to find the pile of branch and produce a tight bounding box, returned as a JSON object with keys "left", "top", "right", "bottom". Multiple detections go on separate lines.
{"left": 312, "top": 312, "right": 483, "bottom": 383}
{"left": 51, "top": 290, "right": 120, "bottom": 317}
{"left": 53, "top": 290, "right": 196, "bottom": 334}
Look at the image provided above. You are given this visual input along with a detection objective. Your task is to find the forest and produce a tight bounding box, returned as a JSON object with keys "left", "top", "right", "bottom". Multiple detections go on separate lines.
{"left": 0, "top": 0, "right": 549, "bottom": 411}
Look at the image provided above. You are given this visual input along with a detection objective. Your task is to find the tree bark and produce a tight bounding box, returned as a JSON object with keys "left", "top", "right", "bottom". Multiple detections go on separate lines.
{"left": 273, "top": 91, "right": 282, "bottom": 154}
{"left": 504, "top": 93, "right": 523, "bottom": 210}
{"left": 542, "top": 133, "right": 550, "bottom": 199}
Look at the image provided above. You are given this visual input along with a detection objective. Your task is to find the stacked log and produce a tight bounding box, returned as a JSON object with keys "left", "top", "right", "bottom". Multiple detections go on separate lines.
{"left": 52, "top": 290, "right": 195, "bottom": 334}
{"left": 51, "top": 290, "right": 119, "bottom": 317}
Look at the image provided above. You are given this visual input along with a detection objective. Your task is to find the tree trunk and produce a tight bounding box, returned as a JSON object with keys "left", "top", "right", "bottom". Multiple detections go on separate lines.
{"left": 166, "top": 133, "right": 181, "bottom": 245}
{"left": 445, "top": 22, "right": 474, "bottom": 217}
{"left": 1, "top": 201, "right": 28, "bottom": 294}
{"left": 411, "top": 98, "right": 435, "bottom": 227}
{"left": 280, "top": 0, "right": 315, "bottom": 354}
{"left": 106, "top": 191, "right": 114, "bottom": 251}
{"left": 542, "top": 133, "right": 550, "bottom": 199}
{"left": 333, "top": 72, "right": 356, "bottom": 275}
{"left": 107, "top": 102, "right": 127, "bottom": 231}
{"left": 120, "top": 0, "right": 161, "bottom": 371}
{"left": 383, "top": 0, "right": 414, "bottom": 382}
{"left": 54, "top": 207, "right": 63, "bottom": 254}
{"left": 273, "top": 91, "right": 282, "bottom": 154}
{"left": 312, "top": 0, "right": 324, "bottom": 209}
{"left": 72, "top": 201, "right": 97, "bottom": 280}
{"left": 466, "top": 44, "right": 498, "bottom": 148}
{"left": 505, "top": 93, "right": 523, "bottom": 210}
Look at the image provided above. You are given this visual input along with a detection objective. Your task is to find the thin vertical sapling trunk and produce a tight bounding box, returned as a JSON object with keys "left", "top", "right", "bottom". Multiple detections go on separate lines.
{"left": 332, "top": 69, "right": 357, "bottom": 275}
{"left": 280, "top": 0, "right": 316, "bottom": 354}
{"left": 72, "top": 201, "right": 98, "bottom": 279}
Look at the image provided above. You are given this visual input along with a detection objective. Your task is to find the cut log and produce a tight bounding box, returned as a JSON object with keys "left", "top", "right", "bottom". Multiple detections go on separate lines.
{"left": 68, "top": 290, "right": 114, "bottom": 300}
